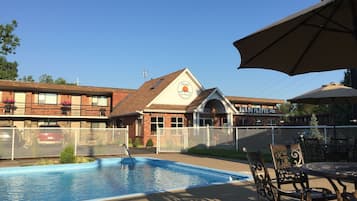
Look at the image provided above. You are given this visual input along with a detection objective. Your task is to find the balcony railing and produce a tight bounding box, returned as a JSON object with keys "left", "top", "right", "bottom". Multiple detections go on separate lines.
{"left": 1, "top": 102, "right": 110, "bottom": 117}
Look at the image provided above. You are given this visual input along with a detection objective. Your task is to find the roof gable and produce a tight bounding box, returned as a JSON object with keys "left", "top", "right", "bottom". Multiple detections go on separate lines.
{"left": 111, "top": 68, "right": 187, "bottom": 117}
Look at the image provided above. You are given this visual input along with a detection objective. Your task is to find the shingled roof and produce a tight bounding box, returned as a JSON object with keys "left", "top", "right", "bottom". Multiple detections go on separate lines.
{"left": 0, "top": 80, "right": 135, "bottom": 95}
{"left": 186, "top": 88, "right": 216, "bottom": 112}
{"left": 110, "top": 68, "right": 186, "bottom": 117}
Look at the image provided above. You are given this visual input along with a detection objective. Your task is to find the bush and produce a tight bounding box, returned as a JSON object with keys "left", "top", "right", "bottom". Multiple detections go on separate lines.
{"left": 60, "top": 145, "right": 75, "bottom": 163}
{"left": 133, "top": 137, "right": 142, "bottom": 148}
{"left": 146, "top": 138, "right": 154, "bottom": 147}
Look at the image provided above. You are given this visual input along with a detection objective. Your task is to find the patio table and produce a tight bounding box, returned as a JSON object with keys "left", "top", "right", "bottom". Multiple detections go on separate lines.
{"left": 302, "top": 162, "right": 357, "bottom": 201}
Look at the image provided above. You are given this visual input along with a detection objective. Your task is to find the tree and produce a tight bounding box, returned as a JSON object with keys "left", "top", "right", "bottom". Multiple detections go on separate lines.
{"left": 342, "top": 69, "right": 351, "bottom": 87}
{"left": 309, "top": 113, "right": 323, "bottom": 140}
{"left": 18, "top": 75, "right": 35, "bottom": 82}
{"left": 54, "top": 77, "right": 67, "bottom": 84}
{"left": 0, "top": 56, "right": 18, "bottom": 80}
{"left": 39, "top": 74, "right": 54, "bottom": 83}
{"left": 0, "top": 20, "right": 20, "bottom": 55}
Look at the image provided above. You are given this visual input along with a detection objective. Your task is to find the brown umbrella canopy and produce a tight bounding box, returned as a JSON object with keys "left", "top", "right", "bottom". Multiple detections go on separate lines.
{"left": 233, "top": 0, "right": 357, "bottom": 76}
{"left": 288, "top": 82, "right": 357, "bottom": 104}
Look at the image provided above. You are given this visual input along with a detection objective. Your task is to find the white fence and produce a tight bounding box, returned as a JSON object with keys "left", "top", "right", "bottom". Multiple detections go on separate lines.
{"left": 156, "top": 125, "right": 357, "bottom": 153}
{"left": 0, "top": 127, "right": 129, "bottom": 160}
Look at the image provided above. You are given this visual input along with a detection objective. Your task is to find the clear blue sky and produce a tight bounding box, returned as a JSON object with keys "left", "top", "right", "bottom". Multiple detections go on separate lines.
{"left": 2, "top": 0, "right": 345, "bottom": 100}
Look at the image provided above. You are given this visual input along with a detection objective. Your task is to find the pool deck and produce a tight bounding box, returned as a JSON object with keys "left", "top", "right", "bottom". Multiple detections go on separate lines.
{"left": 0, "top": 153, "right": 354, "bottom": 201}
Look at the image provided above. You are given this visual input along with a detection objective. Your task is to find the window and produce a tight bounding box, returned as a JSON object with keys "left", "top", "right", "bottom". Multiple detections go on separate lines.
{"left": 39, "top": 93, "right": 57, "bottom": 104}
{"left": 92, "top": 96, "right": 107, "bottom": 106}
{"left": 199, "top": 118, "right": 212, "bottom": 126}
{"left": 150, "top": 116, "right": 164, "bottom": 135}
{"left": 171, "top": 117, "right": 183, "bottom": 128}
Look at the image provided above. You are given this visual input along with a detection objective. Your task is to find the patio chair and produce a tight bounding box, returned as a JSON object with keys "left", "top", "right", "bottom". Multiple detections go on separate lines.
{"left": 245, "top": 150, "right": 311, "bottom": 201}
{"left": 341, "top": 192, "right": 357, "bottom": 201}
{"left": 270, "top": 144, "right": 309, "bottom": 190}
{"left": 269, "top": 144, "right": 336, "bottom": 201}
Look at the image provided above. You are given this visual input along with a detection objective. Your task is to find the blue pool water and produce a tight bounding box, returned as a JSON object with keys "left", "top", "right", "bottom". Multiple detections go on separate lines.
{"left": 0, "top": 157, "right": 250, "bottom": 201}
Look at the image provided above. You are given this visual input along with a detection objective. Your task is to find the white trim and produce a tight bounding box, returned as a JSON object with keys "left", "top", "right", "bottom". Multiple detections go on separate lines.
{"left": 147, "top": 68, "right": 204, "bottom": 107}
{"left": 143, "top": 109, "right": 187, "bottom": 113}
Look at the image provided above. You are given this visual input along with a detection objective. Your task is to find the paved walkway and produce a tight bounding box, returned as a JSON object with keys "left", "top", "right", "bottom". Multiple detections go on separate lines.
{"left": 0, "top": 153, "right": 354, "bottom": 201}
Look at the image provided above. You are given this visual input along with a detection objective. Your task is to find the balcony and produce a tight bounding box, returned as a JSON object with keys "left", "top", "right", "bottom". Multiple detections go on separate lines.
{"left": 1, "top": 102, "right": 110, "bottom": 118}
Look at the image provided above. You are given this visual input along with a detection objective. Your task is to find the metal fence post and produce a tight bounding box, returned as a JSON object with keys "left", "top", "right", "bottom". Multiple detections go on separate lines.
{"left": 74, "top": 128, "right": 78, "bottom": 156}
{"left": 126, "top": 126, "right": 129, "bottom": 148}
{"left": 271, "top": 126, "right": 275, "bottom": 145}
{"left": 235, "top": 127, "right": 239, "bottom": 151}
{"left": 323, "top": 127, "right": 327, "bottom": 144}
{"left": 11, "top": 127, "right": 15, "bottom": 160}
{"left": 156, "top": 128, "right": 160, "bottom": 154}
{"left": 206, "top": 125, "right": 210, "bottom": 148}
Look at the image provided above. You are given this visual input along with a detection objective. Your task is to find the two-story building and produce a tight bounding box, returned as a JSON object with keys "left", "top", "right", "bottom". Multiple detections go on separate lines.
{"left": 0, "top": 68, "right": 284, "bottom": 146}
{"left": 227, "top": 96, "right": 285, "bottom": 126}
{"left": 0, "top": 80, "right": 134, "bottom": 129}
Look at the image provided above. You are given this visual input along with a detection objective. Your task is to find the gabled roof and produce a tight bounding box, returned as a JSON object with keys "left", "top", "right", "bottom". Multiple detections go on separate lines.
{"left": 110, "top": 68, "right": 186, "bottom": 117}
{"left": 186, "top": 88, "right": 216, "bottom": 112}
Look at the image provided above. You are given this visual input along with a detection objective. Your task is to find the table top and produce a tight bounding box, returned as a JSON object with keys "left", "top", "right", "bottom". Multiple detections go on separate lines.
{"left": 302, "top": 162, "right": 357, "bottom": 183}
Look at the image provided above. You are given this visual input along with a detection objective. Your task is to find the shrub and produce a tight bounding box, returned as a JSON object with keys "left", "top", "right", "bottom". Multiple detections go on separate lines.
{"left": 146, "top": 138, "right": 154, "bottom": 147}
{"left": 133, "top": 137, "right": 142, "bottom": 148}
{"left": 60, "top": 145, "right": 75, "bottom": 163}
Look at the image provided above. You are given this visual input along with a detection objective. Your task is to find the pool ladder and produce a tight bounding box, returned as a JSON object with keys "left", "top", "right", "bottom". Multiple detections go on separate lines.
{"left": 122, "top": 144, "right": 135, "bottom": 164}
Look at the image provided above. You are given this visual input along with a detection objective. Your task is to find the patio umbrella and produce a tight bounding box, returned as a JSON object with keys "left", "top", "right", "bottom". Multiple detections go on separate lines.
{"left": 288, "top": 82, "right": 357, "bottom": 137}
{"left": 233, "top": 0, "right": 357, "bottom": 75}
{"left": 288, "top": 82, "right": 357, "bottom": 104}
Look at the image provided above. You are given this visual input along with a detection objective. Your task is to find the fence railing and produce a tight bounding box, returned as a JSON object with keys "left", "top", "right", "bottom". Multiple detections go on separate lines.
{"left": 0, "top": 127, "right": 128, "bottom": 160}
{"left": 156, "top": 125, "right": 357, "bottom": 154}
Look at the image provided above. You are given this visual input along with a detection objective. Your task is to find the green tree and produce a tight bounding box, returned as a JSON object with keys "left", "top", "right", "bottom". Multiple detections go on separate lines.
{"left": 309, "top": 113, "right": 323, "bottom": 140}
{"left": 18, "top": 75, "right": 35, "bottom": 82}
{"left": 39, "top": 74, "right": 54, "bottom": 83}
{"left": 0, "top": 56, "right": 18, "bottom": 80}
{"left": 342, "top": 69, "right": 351, "bottom": 87}
{"left": 54, "top": 77, "right": 67, "bottom": 84}
{"left": 0, "top": 20, "right": 20, "bottom": 55}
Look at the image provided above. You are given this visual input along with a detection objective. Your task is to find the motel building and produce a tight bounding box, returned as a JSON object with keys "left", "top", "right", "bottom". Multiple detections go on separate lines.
{"left": 0, "top": 68, "right": 284, "bottom": 146}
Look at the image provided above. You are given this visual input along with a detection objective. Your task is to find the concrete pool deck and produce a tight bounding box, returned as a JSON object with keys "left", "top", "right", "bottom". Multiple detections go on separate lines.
{"left": 0, "top": 153, "right": 354, "bottom": 201}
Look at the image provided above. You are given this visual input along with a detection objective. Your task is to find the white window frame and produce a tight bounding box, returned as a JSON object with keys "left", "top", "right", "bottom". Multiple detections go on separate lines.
{"left": 171, "top": 117, "right": 183, "bottom": 128}
{"left": 39, "top": 93, "right": 57, "bottom": 104}
{"left": 150, "top": 116, "right": 164, "bottom": 135}
{"left": 92, "top": 96, "right": 108, "bottom": 106}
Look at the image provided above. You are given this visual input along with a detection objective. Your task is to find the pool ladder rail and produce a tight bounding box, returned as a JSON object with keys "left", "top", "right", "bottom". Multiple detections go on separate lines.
{"left": 121, "top": 144, "right": 136, "bottom": 165}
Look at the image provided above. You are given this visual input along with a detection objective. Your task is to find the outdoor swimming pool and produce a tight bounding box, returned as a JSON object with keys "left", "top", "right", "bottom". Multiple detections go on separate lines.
{"left": 0, "top": 157, "right": 250, "bottom": 201}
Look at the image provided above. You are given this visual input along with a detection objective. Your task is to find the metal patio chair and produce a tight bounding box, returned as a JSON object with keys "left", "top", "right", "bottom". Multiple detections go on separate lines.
{"left": 245, "top": 150, "right": 312, "bottom": 201}
{"left": 269, "top": 143, "right": 336, "bottom": 201}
